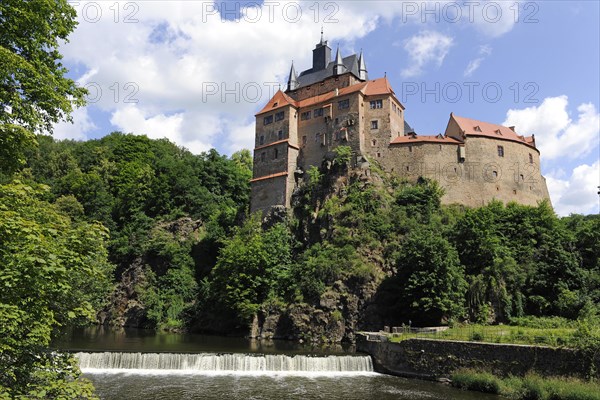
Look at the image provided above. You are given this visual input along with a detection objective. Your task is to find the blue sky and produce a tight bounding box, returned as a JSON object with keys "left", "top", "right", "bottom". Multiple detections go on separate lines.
{"left": 55, "top": 1, "right": 599, "bottom": 215}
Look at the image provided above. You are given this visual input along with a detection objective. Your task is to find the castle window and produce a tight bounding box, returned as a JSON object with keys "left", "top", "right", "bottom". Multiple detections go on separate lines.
{"left": 520, "top": 174, "right": 524, "bottom": 181}
{"left": 513, "top": 189, "right": 517, "bottom": 194}
{"left": 313, "top": 108, "right": 324, "bottom": 117}
{"left": 409, "top": 145, "right": 413, "bottom": 153}
{"left": 275, "top": 111, "right": 284, "bottom": 121}
{"left": 529, "top": 153, "right": 533, "bottom": 163}
{"left": 370, "top": 100, "right": 383, "bottom": 109}
{"left": 263, "top": 115, "right": 273, "bottom": 125}
{"left": 315, "top": 132, "right": 320, "bottom": 143}
{"left": 300, "top": 111, "right": 311, "bottom": 121}
{"left": 259, "top": 135, "right": 264, "bottom": 145}
{"left": 338, "top": 99, "right": 349, "bottom": 110}
{"left": 335, "top": 117, "right": 339, "bottom": 124}
{"left": 372, "top": 139, "right": 377, "bottom": 146}
{"left": 392, "top": 103, "right": 397, "bottom": 112}
{"left": 377, "top": 152, "right": 381, "bottom": 158}
{"left": 278, "top": 130, "right": 284, "bottom": 140}
{"left": 493, "top": 171, "right": 498, "bottom": 178}
{"left": 371, "top": 120, "right": 378, "bottom": 130}
{"left": 302, "top": 135, "right": 307, "bottom": 146}
{"left": 335, "top": 131, "right": 339, "bottom": 141}
{"left": 260, "top": 152, "right": 265, "bottom": 162}
{"left": 274, "top": 148, "right": 278, "bottom": 159}
{"left": 497, "top": 145, "right": 504, "bottom": 157}
{"left": 439, "top": 145, "right": 442, "bottom": 151}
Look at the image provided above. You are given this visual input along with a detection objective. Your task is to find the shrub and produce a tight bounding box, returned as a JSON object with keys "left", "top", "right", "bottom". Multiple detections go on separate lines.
{"left": 451, "top": 370, "right": 501, "bottom": 394}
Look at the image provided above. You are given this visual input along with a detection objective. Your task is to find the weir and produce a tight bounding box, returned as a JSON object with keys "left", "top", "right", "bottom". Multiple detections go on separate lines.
{"left": 75, "top": 352, "right": 375, "bottom": 375}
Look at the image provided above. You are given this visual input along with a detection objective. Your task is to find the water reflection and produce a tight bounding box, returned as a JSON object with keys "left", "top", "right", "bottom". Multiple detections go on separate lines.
{"left": 52, "top": 326, "right": 354, "bottom": 355}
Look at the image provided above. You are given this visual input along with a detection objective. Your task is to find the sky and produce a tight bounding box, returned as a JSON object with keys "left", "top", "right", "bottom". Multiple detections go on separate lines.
{"left": 54, "top": 0, "right": 600, "bottom": 216}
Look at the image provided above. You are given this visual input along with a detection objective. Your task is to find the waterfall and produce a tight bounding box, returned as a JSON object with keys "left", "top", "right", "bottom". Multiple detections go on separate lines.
{"left": 75, "top": 352, "right": 375, "bottom": 375}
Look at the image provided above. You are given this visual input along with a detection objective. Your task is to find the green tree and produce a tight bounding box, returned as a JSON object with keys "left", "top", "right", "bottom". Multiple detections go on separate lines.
{"left": 0, "top": 0, "right": 86, "bottom": 173}
{"left": 208, "top": 215, "right": 293, "bottom": 322}
{"left": 0, "top": 181, "right": 113, "bottom": 398}
{"left": 393, "top": 229, "right": 467, "bottom": 324}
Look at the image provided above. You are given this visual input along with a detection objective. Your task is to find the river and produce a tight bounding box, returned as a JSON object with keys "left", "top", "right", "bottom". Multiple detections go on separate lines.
{"left": 53, "top": 327, "right": 499, "bottom": 400}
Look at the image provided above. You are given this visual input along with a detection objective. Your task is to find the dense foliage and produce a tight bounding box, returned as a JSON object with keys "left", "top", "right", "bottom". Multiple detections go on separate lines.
{"left": 0, "top": 182, "right": 112, "bottom": 398}
{"left": 18, "top": 133, "right": 252, "bottom": 330}
{"left": 199, "top": 159, "right": 600, "bottom": 330}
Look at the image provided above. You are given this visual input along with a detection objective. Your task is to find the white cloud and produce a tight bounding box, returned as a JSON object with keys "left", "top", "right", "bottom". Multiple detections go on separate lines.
{"left": 503, "top": 96, "right": 600, "bottom": 161}
{"left": 56, "top": 1, "right": 393, "bottom": 153}
{"left": 471, "top": 1, "right": 520, "bottom": 38}
{"left": 546, "top": 161, "right": 600, "bottom": 216}
{"left": 53, "top": 1, "right": 522, "bottom": 153}
{"left": 400, "top": 31, "right": 453, "bottom": 78}
{"left": 53, "top": 107, "right": 97, "bottom": 140}
{"left": 464, "top": 44, "right": 492, "bottom": 77}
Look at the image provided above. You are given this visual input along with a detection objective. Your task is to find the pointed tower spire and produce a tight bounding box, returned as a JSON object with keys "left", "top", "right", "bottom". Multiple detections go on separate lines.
{"left": 358, "top": 49, "right": 368, "bottom": 81}
{"left": 287, "top": 61, "right": 299, "bottom": 91}
{"left": 333, "top": 45, "right": 346, "bottom": 76}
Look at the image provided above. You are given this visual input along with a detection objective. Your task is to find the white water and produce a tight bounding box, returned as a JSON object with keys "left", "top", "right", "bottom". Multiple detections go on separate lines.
{"left": 75, "top": 352, "right": 376, "bottom": 376}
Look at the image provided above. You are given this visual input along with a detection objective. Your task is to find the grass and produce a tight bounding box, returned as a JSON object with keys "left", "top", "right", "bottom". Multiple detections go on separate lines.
{"left": 388, "top": 324, "right": 577, "bottom": 347}
{"left": 451, "top": 370, "right": 600, "bottom": 400}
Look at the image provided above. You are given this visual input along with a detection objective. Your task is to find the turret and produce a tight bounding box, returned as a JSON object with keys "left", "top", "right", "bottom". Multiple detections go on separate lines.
{"left": 358, "top": 49, "right": 368, "bottom": 81}
{"left": 287, "top": 61, "right": 299, "bottom": 91}
{"left": 333, "top": 46, "right": 346, "bottom": 76}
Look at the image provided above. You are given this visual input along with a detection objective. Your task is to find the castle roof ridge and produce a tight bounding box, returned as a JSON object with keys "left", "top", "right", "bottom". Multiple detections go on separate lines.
{"left": 450, "top": 114, "right": 537, "bottom": 149}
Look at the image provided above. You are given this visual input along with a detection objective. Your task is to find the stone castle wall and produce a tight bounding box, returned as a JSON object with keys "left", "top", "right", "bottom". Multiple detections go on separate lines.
{"left": 382, "top": 137, "right": 549, "bottom": 208}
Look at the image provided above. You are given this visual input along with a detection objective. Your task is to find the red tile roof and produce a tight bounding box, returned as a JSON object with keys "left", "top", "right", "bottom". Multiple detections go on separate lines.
{"left": 249, "top": 171, "right": 288, "bottom": 183}
{"left": 390, "top": 133, "right": 462, "bottom": 145}
{"left": 254, "top": 139, "right": 299, "bottom": 151}
{"left": 450, "top": 114, "right": 536, "bottom": 148}
{"left": 256, "top": 90, "right": 297, "bottom": 115}
{"left": 256, "top": 77, "right": 402, "bottom": 116}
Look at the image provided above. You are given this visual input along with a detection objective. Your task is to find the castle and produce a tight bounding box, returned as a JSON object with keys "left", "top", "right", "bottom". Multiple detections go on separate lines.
{"left": 250, "top": 35, "right": 550, "bottom": 213}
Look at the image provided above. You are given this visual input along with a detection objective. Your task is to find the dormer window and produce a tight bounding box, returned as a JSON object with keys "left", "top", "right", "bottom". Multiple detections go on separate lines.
{"left": 474, "top": 125, "right": 482, "bottom": 132}
{"left": 495, "top": 129, "right": 502, "bottom": 135}
{"left": 272, "top": 102, "right": 278, "bottom": 108}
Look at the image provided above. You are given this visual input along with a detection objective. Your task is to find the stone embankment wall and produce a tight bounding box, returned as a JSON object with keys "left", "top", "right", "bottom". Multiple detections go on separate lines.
{"left": 357, "top": 334, "right": 599, "bottom": 380}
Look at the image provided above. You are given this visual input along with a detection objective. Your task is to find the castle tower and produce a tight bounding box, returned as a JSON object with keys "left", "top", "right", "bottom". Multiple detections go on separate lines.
{"left": 251, "top": 34, "right": 406, "bottom": 214}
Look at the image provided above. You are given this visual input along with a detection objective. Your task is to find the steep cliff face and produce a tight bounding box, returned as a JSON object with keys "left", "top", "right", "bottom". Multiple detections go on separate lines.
{"left": 248, "top": 161, "right": 394, "bottom": 343}
{"left": 98, "top": 217, "right": 202, "bottom": 329}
